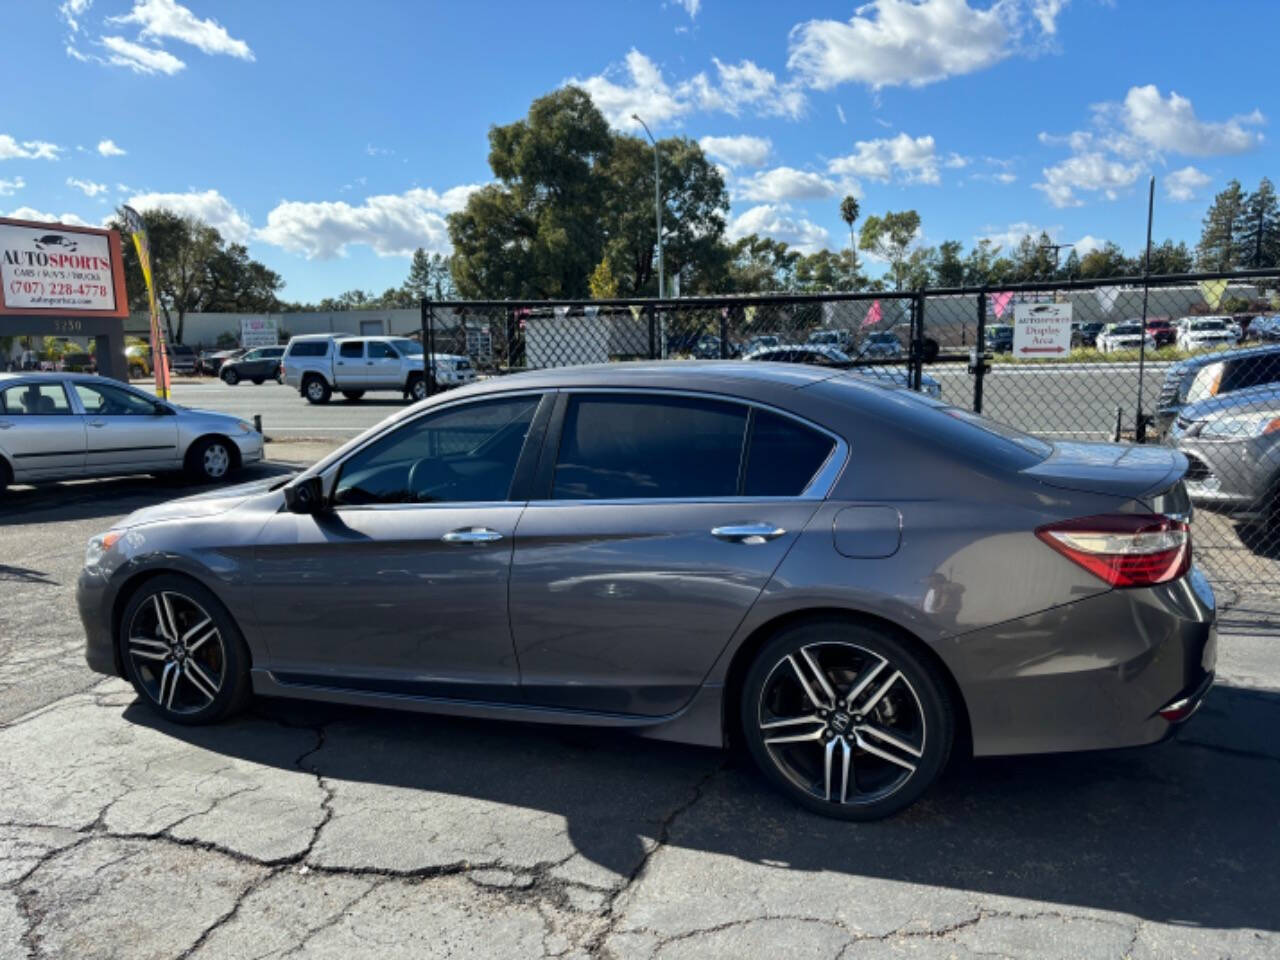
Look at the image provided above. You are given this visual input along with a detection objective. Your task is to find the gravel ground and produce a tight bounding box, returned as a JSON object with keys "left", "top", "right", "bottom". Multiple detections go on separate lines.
{"left": 1, "top": 459, "right": 1278, "bottom": 959}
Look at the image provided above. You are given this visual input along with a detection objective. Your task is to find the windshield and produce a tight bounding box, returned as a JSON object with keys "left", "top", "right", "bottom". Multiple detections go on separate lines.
{"left": 1192, "top": 320, "right": 1226, "bottom": 331}
{"left": 869, "top": 333, "right": 896, "bottom": 342}
{"left": 1112, "top": 324, "right": 1142, "bottom": 335}
{"left": 392, "top": 338, "right": 423, "bottom": 355}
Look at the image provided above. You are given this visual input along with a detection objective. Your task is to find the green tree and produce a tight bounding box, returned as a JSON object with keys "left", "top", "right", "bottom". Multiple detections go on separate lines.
{"left": 1009, "top": 232, "right": 1059, "bottom": 282}
{"left": 858, "top": 210, "right": 922, "bottom": 290}
{"left": 1237, "top": 177, "right": 1280, "bottom": 268}
{"left": 112, "top": 208, "right": 220, "bottom": 344}
{"left": 839, "top": 194, "right": 860, "bottom": 248}
{"left": 404, "top": 248, "right": 456, "bottom": 300}
{"left": 1145, "top": 239, "right": 1193, "bottom": 275}
{"left": 961, "top": 239, "right": 1008, "bottom": 286}
{"left": 724, "top": 234, "right": 800, "bottom": 293}
{"left": 794, "top": 248, "right": 862, "bottom": 291}
{"left": 1077, "top": 241, "right": 1133, "bottom": 279}
{"left": 1196, "top": 179, "right": 1246, "bottom": 270}
{"left": 932, "top": 240, "right": 965, "bottom": 287}
{"left": 588, "top": 257, "right": 619, "bottom": 299}
{"left": 200, "top": 242, "right": 284, "bottom": 313}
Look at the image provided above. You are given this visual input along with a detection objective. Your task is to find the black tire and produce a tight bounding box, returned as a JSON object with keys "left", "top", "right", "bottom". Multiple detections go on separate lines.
{"left": 186, "top": 436, "right": 237, "bottom": 483}
{"left": 118, "top": 574, "right": 252, "bottom": 725}
{"left": 251, "top": 377, "right": 265, "bottom": 385}
{"left": 740, "top": 619, "right": 954, "bottom": 821}
{"left": 303, "top": 376, "right": 331, "bottom": 405}
{"left": 222, "top": 368, "right": 240, "bottom": 385}
{"left": 341, "top": 390, "right": 365, "bottom": 401}
{"left": 0, "top": 458, "right": 10, "bottom": 493}
{"left": 406, "top": 373, "right": 430, "bottom": 403}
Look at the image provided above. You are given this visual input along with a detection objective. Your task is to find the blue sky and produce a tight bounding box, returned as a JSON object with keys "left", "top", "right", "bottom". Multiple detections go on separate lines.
{"left": 2, "top": 0, "right": 1275, "bottom": 302}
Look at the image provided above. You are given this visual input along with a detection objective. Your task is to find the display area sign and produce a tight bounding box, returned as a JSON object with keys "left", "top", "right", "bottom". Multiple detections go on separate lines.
{"left": 240, "top": 316, "right": 280, "bottom": 348}
{"left": 0, "top": 218, "right": 128, "bottom": 317}
{"left": 1012, "top": 302, "right": 1073, "bottom": 356}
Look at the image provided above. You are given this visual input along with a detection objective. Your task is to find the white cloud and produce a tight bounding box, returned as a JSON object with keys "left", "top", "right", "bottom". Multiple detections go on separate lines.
{"left": 0, "top": 177, "right": 25, "bottom": 197}
{"left": 828, "top": 133, "right": 943, "bottom": 185}
{"left": 1165, "top": 165, "right": 1212, "bottom": 203}
{"left": 1034, "top": 152, "right": 1142, "bottom": 207}
{"left": 1073, "top": 234, "right": 1104, "bottom": 256}
{"left": 697, "top": 134, "right": 771, "bottom": 168}
{"left": 973, "top": 170, "right": 1017, "bottom": 184}
{"left": 0, "top": 136, "right": 62, "bottom": 161}
{"left": 570, "top": 49, "right": 689, "bottom": 130}
{"left": 67, "top": 177, "right": 109, "bottom": 197}
{"left": 570, "top": 50, "right": 805, "bottom": 130}
{"left": 97, "top": 139, "right": 126, "bottom": 157}
{"left": 126, "top": 188, "right": 252, "bottom": 242}
{"left": 727, "top": 203, "right": 830, "bottom": 253}
{"left": 6, "top": 207, "right": 91, "bottom": 227}
{"left": 108, "top": 0, "right": 253, "bottom": 60}
{"left": 686, "top": 58, "right": 807, "bottom": 120}
{"left": 944, "top": 152, "right": 970, "bottom": 169}
{"left": 836, "top": 104, "right": 847, "bottom": 125}
{"left": 788, "top": 0, "right": 1054, "bottom": 91}
{"left": 100, "top": 35, "right": 186, "bottom": 74}
{"left": 1119, "top": 85, "right": 1264, "bottom": 156}
{"left": 673, "top": 0, "right": 700, "bottom": 19}
{"left": 59, "top": 0, "right": 92, "bottom": 32}
{"left": 257, "top": 185, "right": 485, "bottom": 259}
{"left": 737, "top": 166, "right": 838, "bottom": 203}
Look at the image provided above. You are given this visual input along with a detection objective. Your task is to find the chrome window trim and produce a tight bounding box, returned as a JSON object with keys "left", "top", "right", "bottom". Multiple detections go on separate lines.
{"left": 549, "top": 386, "right": 848, "bottom": 502}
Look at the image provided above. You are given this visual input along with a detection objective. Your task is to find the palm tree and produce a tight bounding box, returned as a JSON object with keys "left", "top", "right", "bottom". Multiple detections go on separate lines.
{"left": 840, "top": 195, "right": 860, "bottom": 250}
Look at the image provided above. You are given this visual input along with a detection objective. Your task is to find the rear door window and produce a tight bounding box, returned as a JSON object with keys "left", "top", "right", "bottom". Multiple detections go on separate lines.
{"left": 339, "top": 341, "right": 364, "bottom": 359}
{"left": 0, "top": 382, "right": 72, "bottom": 415}
{"left": 743, "top": 410, "right": 836, "bottom": 496}
{"left": 552, "top": 394, "right": 748, "bottom": 500}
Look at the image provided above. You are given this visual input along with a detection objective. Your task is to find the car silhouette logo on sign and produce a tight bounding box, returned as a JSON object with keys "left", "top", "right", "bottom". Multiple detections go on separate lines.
{"left": 33, "top": 234, "right": 78, "bottom": 252}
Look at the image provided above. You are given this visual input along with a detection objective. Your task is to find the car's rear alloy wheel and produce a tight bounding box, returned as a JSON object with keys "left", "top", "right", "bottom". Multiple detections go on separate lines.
{"left": 120, "top": 577, "right": 251, "bottom": 724}
{"left": 743, "top": 622, "right": 953, "bottom": 820}
{"left": 304, "top": 377, "right": 331, "bottom": 404}
{"left": 222, "top": 369, "right": 239, "bottom": 385}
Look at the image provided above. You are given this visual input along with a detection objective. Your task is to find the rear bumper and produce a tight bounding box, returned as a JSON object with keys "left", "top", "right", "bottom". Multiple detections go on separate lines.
{"left": 941, "top": 565, "right": 1217, "bottom": 757}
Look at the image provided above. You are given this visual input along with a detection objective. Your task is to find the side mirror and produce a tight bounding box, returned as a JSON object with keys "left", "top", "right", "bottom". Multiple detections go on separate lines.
{"left": 283, "top": 475, "right": 327, "bottom": 514}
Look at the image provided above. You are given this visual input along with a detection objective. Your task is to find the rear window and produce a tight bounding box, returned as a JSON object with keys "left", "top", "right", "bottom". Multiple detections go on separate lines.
{"left": 287, "top": 340, "right": 330, "bottom": 357}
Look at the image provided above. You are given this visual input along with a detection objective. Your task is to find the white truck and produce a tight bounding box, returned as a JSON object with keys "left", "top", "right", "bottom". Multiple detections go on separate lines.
{"left": 281, "top": 335, "right": 475, "bottom": 404}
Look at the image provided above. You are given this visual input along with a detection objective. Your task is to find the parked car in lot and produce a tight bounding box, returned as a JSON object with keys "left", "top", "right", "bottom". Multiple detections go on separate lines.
{"left": 282, "top": 335, "right": 474, "bottom": 404}
{"left": 167, "top": 344, "right": 198, "bottom": 375}
{"left": 1153, "top": 344, "right": 1280, "bottom": 438}
{"left": 743, "top": 334, "right": 781, "bottom": 354}
{"left": 744, "top": 344, "right": 942, "bottom": 398}
{"left": 0, "top": 373, "right": 262, "bottom": 491}
{"left": 1177, "top": 317, "right": 1238, "bottom": 352}
{"left": 78, "top": 362, "right": 1215, "bottom": 820}
{"left": 984, "top": 324, "right": 1014, "bottom": 354}
{"left": 197, "top": 349, "right": 241, "bottom": 376}
{"left": 858, "top": 331, "right": 904, "bottom": 359}
{"left": 1168, "top": 383, "right": 1280, "bottom": 524}
{"left": 1097, "top": 322, "right": 1156, "bottom": 354}
{"left": 1252, "top": 316, "right": 1280, "bottom": 343}
{"left": 690, "top": 334, "right": 740, "bottom": 359}
{"left": 1071, "top": 321, "right": 1106, "bottom": 349}
{"left": 1145, "top": 318, "right": 1177, "bottom": 348}
{"left": 220, "top": 346, "right": 285, "bottom": 385}
{"left": 60, "top": 352, "right": 96, "bottom": 373}
{"left": 807, "top": 329, "right": 852, "bottom": 351}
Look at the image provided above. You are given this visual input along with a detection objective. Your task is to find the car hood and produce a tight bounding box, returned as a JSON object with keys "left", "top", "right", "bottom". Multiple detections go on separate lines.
{"left": 1180, "top": 383, "right": 1280, "bottom": 422}
{"left": 120, "top": 475, "right": 287, "bottom": 528}
{"left": 1022, "top": 441, "right": 1186, "bottom": 499}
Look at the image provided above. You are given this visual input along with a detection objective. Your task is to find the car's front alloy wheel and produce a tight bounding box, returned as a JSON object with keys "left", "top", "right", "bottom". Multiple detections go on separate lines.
{"left": 742, "top": 622, "right": 953, "bottom": 820}
{"left": 119, "top": 577, "right": 251, "bottom": 724}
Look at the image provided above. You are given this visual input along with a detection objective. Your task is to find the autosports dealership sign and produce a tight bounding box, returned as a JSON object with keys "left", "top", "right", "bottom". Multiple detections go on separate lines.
{"left": 0, "top": 218, "right": 128, "bottom": 317}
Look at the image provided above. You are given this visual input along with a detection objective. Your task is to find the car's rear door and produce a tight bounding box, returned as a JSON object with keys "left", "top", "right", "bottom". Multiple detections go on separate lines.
{"left": 251, "top": 392, "right": 550, "bottom": 699}
{"left": 509, "top": 391, "right": 839, "bottom": 717}
{"left": 0, "top": 380, "right": 85, "bottom": 479}
{"left": 334, "top": 339, "right": 366, "bottom": 388}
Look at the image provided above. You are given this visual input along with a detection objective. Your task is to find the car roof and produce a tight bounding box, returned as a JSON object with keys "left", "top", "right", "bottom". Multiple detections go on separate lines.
{"left": 1169, "top": 342, "right": 1280, "bottom": 376}
{"left": 1182, "top": 381, "right": 1280, "bottom": 419}
{"left": 0, "top": 371, "right": 116, "bottom": 384}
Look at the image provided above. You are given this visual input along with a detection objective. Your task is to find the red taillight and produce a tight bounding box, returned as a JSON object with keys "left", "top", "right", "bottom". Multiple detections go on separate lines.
{"left": 1035, "top": 514, "right": 1191, "bottom": 588}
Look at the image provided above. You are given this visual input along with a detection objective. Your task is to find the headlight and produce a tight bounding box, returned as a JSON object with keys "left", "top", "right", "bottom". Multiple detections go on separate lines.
{"left": 85, "top": 530, "right": 124, "bottom": 567}
{"left": 1198, "top": 413, "right": 1280, "bottom": 440}
{"left": 236, "top": 420, "right": 254, "bottom": 434}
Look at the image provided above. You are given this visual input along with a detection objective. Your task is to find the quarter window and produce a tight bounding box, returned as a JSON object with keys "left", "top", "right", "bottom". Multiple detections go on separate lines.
{"left": 553, "top": 395, "right": 748, "bottom": 500}
{"left": 743, "top": 410, "right": 836, "bottom": 496}
{"left": 0, "top": 382, "right": 72, "bottom": 416}
{"left": 333, "top": 395, "right": 541, "bottom": 506}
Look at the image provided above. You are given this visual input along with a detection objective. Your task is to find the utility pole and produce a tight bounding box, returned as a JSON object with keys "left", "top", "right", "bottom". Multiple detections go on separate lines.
{"left": 632, "top": 114, "right": 664, "bottom": 298}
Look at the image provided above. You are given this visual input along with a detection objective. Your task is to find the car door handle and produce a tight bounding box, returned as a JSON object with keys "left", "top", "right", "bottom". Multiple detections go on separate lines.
{"left": 88, "top": 419, "right": 107, "bottom": 428}
{"left": 0, "top": 420, "right": 11, "bottom": 429}
{"left": 711, "top": 523, "right": 786, "bottom": 544}
{"left": 442, "top": 527, "right": 504, "bottom": 543}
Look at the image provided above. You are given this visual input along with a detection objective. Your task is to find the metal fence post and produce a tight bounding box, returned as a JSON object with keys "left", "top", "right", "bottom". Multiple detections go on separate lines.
{"left": 911, "top": 292, "right": 925, "bottom": 392}
{"left": 973, "top": 289, "right": 987, "bottom": 414}
{"left": 423, "top": 297, "right": 437, "bottom": 396}
{"left": 718, "top": 308, "right": 729, "bottom": 359}
{"left": 648, "top": 304, "right": 657, "bottom": 360}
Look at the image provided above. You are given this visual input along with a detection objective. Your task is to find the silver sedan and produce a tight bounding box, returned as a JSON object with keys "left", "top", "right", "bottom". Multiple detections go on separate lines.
{"left": 0, "top": 373, "right": 263, "bottom": 491}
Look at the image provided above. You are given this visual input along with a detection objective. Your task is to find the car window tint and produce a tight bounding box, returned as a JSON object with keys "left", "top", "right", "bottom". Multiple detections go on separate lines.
{"left": 0, "top": 382, "right": 72, "bottom": 416}
{"left": 744, "top": 410, "right": 836, "bottom": 496}
{"left": 74, "top": 383, "right": 159, "bottom": 416}
{"left": 242, "top": 350, "right": 261, "bottom": 361}
{"left": 288, "top": 341, "right": 329, "bottom": 357}
{"left": 1221, "top": 354, "right": 1280, "bottom": 393}
{"left": 339, "top": 341, "right": 364, "bottom": 359}
{"left": 553, "top": 394, "right": 747, "bottom": 500}
{"left": 333, "top": 395, "right": 540, "bottom": 506}
{"left": 367, "top": 341, "right": 395, "bottom": 359}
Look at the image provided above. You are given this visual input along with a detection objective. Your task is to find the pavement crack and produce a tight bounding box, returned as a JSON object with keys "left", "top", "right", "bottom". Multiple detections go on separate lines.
{"left": 174, "top": 864, "right": 281, "bottom": 960}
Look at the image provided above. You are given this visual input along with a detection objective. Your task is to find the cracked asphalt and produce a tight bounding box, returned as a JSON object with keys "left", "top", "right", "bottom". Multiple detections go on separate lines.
{"left": 2, "top": 466, "right": 1279, "bottom": 959}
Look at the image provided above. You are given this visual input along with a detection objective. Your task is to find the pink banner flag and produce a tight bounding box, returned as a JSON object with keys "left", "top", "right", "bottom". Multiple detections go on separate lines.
{"left": 863, "top": 300, "right": 882, "bottom": 327}
{"left": 992, "top": 291, "right": 1014, "bottom": 318}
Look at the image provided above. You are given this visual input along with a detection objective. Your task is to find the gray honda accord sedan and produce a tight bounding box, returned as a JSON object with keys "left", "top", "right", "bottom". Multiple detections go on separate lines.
{"left": 78, "top": 362, "right": 1217, "bottom": 819}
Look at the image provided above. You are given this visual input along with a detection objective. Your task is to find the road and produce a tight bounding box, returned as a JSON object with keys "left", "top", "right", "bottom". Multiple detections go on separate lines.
{"left": 1, "top": 474, "right": 1279, "bottom": 959}
{"left": 157, "top": 360, "right": 1175, "bottom": 441}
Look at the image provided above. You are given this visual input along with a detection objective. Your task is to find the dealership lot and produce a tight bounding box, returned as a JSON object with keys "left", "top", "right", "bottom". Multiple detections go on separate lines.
{"left": 1, "top": 469, "right": 1278, "bottom": 958}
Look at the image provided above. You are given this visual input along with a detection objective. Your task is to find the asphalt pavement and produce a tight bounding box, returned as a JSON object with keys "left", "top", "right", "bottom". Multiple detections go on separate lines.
{"left": 1, "top": 469, "right": 1278, "bottom": 959}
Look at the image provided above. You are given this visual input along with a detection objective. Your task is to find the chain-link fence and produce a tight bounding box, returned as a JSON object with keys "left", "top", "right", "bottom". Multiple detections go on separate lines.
{"left": 423, "top": 269, "right": 1280, "bottom": 602}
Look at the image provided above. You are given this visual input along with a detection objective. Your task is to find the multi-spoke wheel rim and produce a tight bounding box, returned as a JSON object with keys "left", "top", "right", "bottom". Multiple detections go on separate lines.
{"left": 203, "top": 444, "right": 229, "bottom": 478}
{"left": 307, "top": 381, "right": 324, "bottom": 400}
{"left": 126, "top": 592, "right": 225, "bottom": 715}
{"left": 412, "top": 380, "right": 427, "bottom": 400}
{"left": 758, "top": 642, "right": 926, "bottom": 807}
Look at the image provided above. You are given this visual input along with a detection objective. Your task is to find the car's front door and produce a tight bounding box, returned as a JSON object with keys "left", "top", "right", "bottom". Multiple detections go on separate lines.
{"left": 509, "top": 392, "right": 838, "bottom": 717}
{"left": 365, "top": 340, "right": 401, "bottom": 387}
{"left": 0, "top": 380, "right": 85, "bottom": 479}
{"left": 72, "top": 382, "right": 180, "bottom": 473}
{"left": 252, "top": 392, "right": 549, "bottom": 700}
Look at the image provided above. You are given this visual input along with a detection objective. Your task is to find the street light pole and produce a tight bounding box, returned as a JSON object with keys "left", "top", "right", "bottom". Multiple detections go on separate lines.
{"left": 632, "top": 114, "right": 664, "bottom": 298}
